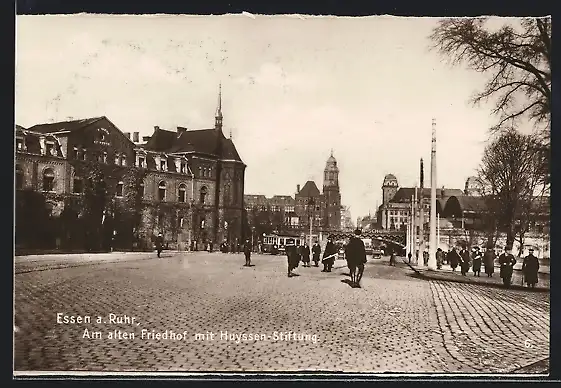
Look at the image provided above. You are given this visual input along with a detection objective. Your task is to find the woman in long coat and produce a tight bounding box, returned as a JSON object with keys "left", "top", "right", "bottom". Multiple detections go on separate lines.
{"left": 300, "top": 243, "right": 311, "bottom": 267}
{"left": 447, "top": 248, "right": 460, "bottom": 271}
{"left": 483, "top": 246, "right": 496, "bottom": 277}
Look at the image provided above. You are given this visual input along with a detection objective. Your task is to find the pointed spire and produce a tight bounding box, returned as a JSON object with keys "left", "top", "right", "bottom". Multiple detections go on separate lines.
{"left": 330, "top": 148, "right": 334, "bottom": 157}
{"left": 215, "top": 83, "right": 223, "bottom": 130}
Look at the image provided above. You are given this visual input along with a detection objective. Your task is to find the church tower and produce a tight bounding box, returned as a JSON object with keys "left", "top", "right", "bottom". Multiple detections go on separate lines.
{"left": 323, "top": 150, "right": 341, "bottom": 231}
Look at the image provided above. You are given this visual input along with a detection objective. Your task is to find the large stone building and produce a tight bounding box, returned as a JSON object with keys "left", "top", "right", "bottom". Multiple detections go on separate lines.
{"left": 15, "top": 88, "right": 245, "bottom": 251}
{"left": 244, "top": 152, "right": 342, "bottom": 240}
{"left": 376, "top": 173, "right": 464, "bottom": 230}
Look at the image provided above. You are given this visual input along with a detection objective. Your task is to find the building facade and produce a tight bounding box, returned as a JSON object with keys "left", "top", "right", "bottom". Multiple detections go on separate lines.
{"left": 244, "top": 152, "right": 342, "bottom": 240}
{"left": 15, "top": 88, "right": 245, "bottom": 251}
{"left": 376, "top": 173, "right": 464, "bottom": 230}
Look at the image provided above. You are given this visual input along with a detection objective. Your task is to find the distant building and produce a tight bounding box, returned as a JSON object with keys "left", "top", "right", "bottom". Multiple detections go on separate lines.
{"left": 340, "top": 206, "right": 354, "bottom": 231}
{"left": 376, "top": 173, "right": 463, "bottom": 230}
{"left": 244, "top": 152, "right": 342, "bottom": 238}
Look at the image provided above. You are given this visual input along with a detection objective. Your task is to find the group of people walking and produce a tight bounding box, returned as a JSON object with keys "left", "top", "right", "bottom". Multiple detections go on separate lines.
{"left": 285, "top": 229, "right": 367, "bottom": 288}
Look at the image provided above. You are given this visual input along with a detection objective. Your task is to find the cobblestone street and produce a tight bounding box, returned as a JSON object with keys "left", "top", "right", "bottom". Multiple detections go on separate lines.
{"left": 14, "top": 252, "right": 550, "bottom": 373}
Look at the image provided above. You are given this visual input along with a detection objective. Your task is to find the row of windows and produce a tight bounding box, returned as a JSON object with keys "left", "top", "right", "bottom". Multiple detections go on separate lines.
{"left": 245, "top": 205, "right": 297, "bottom": 213}
{"left": 15, "top": 166, "right": 209, "bottom": 204}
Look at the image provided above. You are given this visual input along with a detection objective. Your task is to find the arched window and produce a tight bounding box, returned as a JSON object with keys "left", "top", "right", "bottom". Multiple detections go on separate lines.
{"left": 178, "top": 183, "right": 187, "bottom": 203}
{"left": 121, "top": 154, "right": 127, "bottom": 166}
{"left": 158, "top": 181, "right": 166, "bottom": 201}
{"left": 116, "top": 181, "right": 124, "bottom": 197}
{"left": 140, "top": 180, "right": 145, "bottom": 197}
{"left": 16, "top": 164, "right": 24, "bottom": 190}
{"left": 42, "top": 168, "right": 55, "bottom": 192}
{"left": 199, "top": 186, "right": 208, "bottom": 204}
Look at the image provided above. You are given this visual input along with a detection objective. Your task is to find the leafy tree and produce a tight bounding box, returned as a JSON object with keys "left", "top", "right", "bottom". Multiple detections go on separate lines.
{"left": 430, "top": 17, "right": 551, "bottom": 136}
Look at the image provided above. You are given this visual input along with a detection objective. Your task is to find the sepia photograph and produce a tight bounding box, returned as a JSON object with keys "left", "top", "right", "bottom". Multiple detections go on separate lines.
{"left": 14, "top": 12, "right": 550, "bottom": 376}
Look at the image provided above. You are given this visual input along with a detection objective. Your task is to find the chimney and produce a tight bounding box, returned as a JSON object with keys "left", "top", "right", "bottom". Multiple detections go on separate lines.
{"left": 124, "top": 132, "right": 131, "bottom": 140}
{"left": 177, "top": 127, "right": 187, "bottom": 135}
{"left": 142, "top": 136, "right": 151, "bottom": 142}
{"left": 297, "top": 184, "right": 300, "bottom": 193}
{"left": 132, "top": 132, "right": 139, "bottom": 143}
{"left": 154, "top": 126, "right": 160, "bottom": 132}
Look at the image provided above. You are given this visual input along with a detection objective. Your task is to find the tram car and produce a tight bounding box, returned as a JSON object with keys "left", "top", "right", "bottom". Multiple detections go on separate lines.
{"left": 262, "top": 234, "right": 303, "bottom": 255}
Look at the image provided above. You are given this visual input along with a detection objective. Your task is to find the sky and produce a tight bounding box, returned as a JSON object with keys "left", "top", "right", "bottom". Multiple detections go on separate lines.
{"left": 16, "top": 14, "right": 506, "bottom": 221}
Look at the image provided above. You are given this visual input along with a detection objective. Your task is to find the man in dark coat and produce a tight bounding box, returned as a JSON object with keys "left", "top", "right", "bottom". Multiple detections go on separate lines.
{"left": 522, "top": 247, "right": 540, "bottom": 288}
{"left": 498, "top": 246, "right": 517, "bottom": 287}
{"left": 322, "top": 237, "right": 337, "bottom": 272}
{"left": 312, "top": 241, "right": 321, "bottom": 267}
{"left": 155, "top": 233, "right": 164, "bottom": 258}
{"left": 459, "top": 247, "right": 470, "bottom": 276}
{"left": 243, "top": 239, "right": 252, "bottom": 267}
{"left": 472, "top": 246, "right": 482, "bottom": 276}
{"left": 286, "top": 238, "right": 299, "bottom": 277}
{"left": 483, "top": 246, "right": 496, "bottom": 277}
{"left": 300, "top": 243, "right": 311, "bottom": 267}
{"left": 345, "top": 229, "right": 367, "bottom": 287}
{"left": 448, "top": 247, "right": 460, "bottom": 271}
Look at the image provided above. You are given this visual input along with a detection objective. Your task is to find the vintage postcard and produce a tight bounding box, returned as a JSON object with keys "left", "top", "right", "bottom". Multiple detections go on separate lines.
{"left": 14, "top": 13, "right": 550, "bottom": 376}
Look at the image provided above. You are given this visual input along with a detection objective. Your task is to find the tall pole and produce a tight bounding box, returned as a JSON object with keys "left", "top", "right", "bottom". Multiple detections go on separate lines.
{"left": 406, "top": 211, "right": 410, "bottom": 258}
{"left": 418, "top": 159, "right": 425, "bottom": 267}
{"left": 437, "top": 213, "right": 440, "bottom": 250}
{"left": 428, "top": 118, "right": 438, "bottom": 270}
{"left": 413, "top": 186, "right": 418, "bottom": 265}
{"left": 409, "top": 195, "right": 414, "bottom": 260}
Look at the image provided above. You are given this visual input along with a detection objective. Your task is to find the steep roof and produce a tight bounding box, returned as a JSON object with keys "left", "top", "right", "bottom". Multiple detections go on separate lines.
{"left": 297, "top": 181, "right": 321, "bottom": 197}
{"left": 26, "top": 117, "right": 105, "bottom": 134}
{"left": 144, "top": 127, "right": 243, "bottom": 162}
{"left": 389, "top": 187, "right": 464, "bottom": 203}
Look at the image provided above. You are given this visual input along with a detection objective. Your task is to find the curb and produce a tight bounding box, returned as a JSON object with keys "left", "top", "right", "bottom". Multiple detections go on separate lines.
{"left": 401, "top": 259, "right": 550, "bottom": 293}
{"left": 511, "top": 357, "right": 549, "bottom": 374}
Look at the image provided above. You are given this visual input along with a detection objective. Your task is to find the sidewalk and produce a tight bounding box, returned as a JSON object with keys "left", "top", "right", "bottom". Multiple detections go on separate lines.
{"left": 402, "top": 258, "right": 550, "bottom": 292}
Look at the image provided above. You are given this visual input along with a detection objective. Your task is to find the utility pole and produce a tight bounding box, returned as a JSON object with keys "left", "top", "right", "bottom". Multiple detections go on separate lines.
{"left": 418, "top": 158, "right": 425, "bottom": 267}
{"left": 428, "top": 118, "right": 438, "bottom": 270}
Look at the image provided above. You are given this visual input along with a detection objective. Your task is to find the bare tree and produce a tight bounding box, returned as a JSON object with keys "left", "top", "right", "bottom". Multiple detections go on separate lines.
{"left": 478, "top": 130, "right": 547, "bottom": 249}
{"left": 430, "top": 17, "right": 551, "bottom": 137}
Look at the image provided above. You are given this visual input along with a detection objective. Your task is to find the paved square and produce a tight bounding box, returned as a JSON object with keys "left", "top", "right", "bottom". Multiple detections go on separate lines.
{"left": 14, "top": 252, "right": 549, "bottom": 373}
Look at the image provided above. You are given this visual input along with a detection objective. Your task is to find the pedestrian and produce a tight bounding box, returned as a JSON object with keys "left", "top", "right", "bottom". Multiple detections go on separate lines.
{"left": 389, "top": 251, "right": 396, "bottom": 266}
{"left": 522, "top": 247, "right": 540, "bottom": 288}
{"left": 286, "top": 238, "right": 299, "bottom": 277}
{"left": 345, "top": 229, "right": 367, "bottom": 288}
{"left": 312, "top": 241, "right": 321, "bottom": 267}
{"left": 423, "top": 250, "right": 429, "bottom": 266}
{"left": 322, "top": 236, "right": 337, "bottom": 272}
{"left": 472, "top": 246, "right": 482, "bottom": 276}
{"left": 300, "top": 242, "right": 311, "bottom": 267}
{"left": 155, "top": 233, "right": 164, "bottom": 258}
{"left": 498, "top": 246, "right": 517, "bottom": 287}
{"left": 459, "top": 246, "right": 470, "bottom": 276}
{"left": 407, "top": 251, "right": 412, "bottom": 263}
{"left": 436, "top": 248, "right": 444, "bottom": 269}
{"left": 243, "top": 239, "right": 252, "bottom": 267}
{"left": 448, "top": 247, "right": 460, "bottom": 271}
{"left": 483, "top": 245, "right": 496, "bottom": 277}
